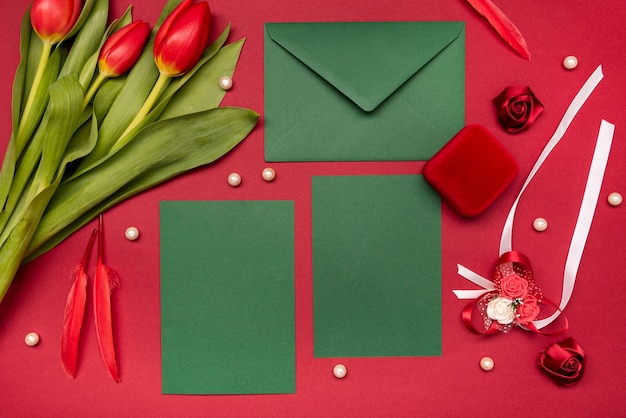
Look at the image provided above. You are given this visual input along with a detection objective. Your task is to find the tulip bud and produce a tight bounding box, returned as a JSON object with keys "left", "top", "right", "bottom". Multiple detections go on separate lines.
{"left": 154, "top": 0, "right": 211, "bottom": 77}
{"left": 98, "top": 21, "right": 151, "bottom": 78}
{"left": 30, "top": 0, "right": 82, "bottom": 44}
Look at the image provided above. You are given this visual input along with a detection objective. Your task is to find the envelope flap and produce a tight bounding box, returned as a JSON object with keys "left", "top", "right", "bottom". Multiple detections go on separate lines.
{"left": 266, "top": 22, "right": 464, "bottom": 112}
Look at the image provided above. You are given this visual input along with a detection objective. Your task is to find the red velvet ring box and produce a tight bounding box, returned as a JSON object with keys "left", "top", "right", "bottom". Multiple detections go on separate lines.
{"left": 423, "top": 124, "right": 518, "bottom": 217}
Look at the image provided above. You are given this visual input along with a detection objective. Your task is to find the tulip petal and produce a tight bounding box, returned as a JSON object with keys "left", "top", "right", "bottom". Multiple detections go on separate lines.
{"left": 154, "top": 1, "right": 211, "bottom": 76}
{"left": 155, "top": 0, "right": 194, "bottom": 51}
{"left": 98, "top": 21, "right": 150, "bottom": 77}
{"left": 30, "top": 0, "right": 83, "bottom": 43}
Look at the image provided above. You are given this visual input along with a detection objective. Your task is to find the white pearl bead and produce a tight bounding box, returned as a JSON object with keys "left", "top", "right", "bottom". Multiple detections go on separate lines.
{"left": 25, "top": 332, "right": 40, "bottom": 347}
{"left": 262, "top": 167, "right": 276, "bottom": 182}
{"left": 333, "top": 364, "right": 347, "bottom": 378}
{"left": 480, "top": 356, "right": 494, "bottom": 371}
{"left": 228, "top": 172, "right": 241, "bottom": 187}
{"left": 125, "top": 226, "right": 139, "bottom": 241}
{"left": 219, "top": 76, "right": 233, "bottom": 90}
{"left": 563, "top": 56, "right": 578, "bottom": 70}
{"left": 608, "top": 192, "right": 623, "bottom": 206}
{"left": 533, "top": 217, "right": 548, "bottom": 232}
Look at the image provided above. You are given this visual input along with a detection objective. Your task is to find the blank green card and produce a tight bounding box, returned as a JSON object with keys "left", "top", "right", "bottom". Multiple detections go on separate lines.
{"left": 160, "top": 200, "right": 295, "bottom": 394}
{"left": 312, "top": 175, "right": 441, "bottom": 357}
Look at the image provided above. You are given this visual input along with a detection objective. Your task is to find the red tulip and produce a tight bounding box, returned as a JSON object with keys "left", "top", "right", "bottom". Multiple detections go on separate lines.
{"left": 30, "top": 0, "right": 82, "bottom": 44}
{"left": 98, "top": 21, "right": 151, "bottom": 78}
{"left": 153, "top": 0, "right": 211, "bottom": 77}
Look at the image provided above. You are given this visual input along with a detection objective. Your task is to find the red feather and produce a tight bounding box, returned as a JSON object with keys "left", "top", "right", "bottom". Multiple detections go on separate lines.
{"left": 93, "top": 215, "right": 121, "bottom": 383}
{"left": 465, "top": 0, "right": 531, "bottom": 60}
{"left": 61, "top": 228, "right": 98, "bottom": 379}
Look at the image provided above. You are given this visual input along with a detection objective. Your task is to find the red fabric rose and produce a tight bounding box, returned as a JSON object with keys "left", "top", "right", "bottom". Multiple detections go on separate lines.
{"left": 499, "top": 273, "right": 528, "bottom": 299}
{"left": 516, "top": 294, "right": 540, "bottom": 324}
{"left": 493, "top": 86, "right": 544, "bottom": 133}
{"left": 538, "top": 337, "right": 585, "bottom": 386}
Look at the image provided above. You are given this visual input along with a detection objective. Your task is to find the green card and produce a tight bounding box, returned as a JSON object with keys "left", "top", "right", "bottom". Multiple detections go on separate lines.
{"left": 264, "top": 22, "right": 465, "bottom": 161}
{"left": 160, "top": 201, "right": 295, "bottom": 394}
{"left": 312, "top": 175, "right": 441, "bottom": 357}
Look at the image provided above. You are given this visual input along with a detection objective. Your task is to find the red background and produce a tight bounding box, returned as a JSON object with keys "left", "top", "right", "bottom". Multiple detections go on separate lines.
{"left": 1, "top": 0, "right": 625, "bottom": 416}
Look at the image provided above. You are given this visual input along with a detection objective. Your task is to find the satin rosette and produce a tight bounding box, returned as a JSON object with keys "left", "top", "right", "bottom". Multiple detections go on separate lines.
{"left": 539, "top": 337, "right": 585, "bottom": 386}
{"left": 493, "top": 86, "right": 544, "bottom": 133}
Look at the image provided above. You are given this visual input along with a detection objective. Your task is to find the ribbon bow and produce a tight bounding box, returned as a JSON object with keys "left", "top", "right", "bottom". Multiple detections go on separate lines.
{"left": 458, "top": 251, "right": 567, "bottom": 335}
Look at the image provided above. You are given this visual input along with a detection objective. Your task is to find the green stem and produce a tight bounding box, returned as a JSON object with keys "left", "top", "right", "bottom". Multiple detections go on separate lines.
{"left": 110, "top": 72, "right": 170, "bottom": 153}
{"left": 82, "top": 72, "right": 108, "bottom": 109}
{"left": 16, "top": 41, "right": 53, "bottom": 149}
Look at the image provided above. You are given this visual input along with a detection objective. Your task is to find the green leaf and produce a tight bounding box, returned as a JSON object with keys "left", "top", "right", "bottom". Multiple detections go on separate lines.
{"left": 60, "top": 0, "right": 108, "bottom": 78}
{"left": 0, "top": 75, "right": 83, "bottom": 247}
{"left": 0, "top": 184, "right": 57, "bottom": 303}
{"left": 26, "top": 107, "right": 259, "bottom": 260}
{"left": 0, "top": 12, "right": 33, "bottom": 212}
{"left": 11, "top": 10, "right": 33, "bottom": 133}
{"left": 93, "top": 77, "right": 126, "bottom": 122}
{"left": 33, "top": 76, "right": 84, "bottom": 193}
{"left": 62, "top": 0, "right": 97, "bottom": 41}
{"left": 0, "top": 139, "right": 17, "bottom": 216}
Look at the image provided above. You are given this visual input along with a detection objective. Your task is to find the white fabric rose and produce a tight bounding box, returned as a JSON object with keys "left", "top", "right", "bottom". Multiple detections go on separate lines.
{"left": 486, "top": 296, "right": 515, "bottom": 324}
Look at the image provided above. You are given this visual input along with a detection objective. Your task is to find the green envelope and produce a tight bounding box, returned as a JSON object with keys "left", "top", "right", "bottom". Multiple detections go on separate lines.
{"left": 264, "top": 22, "right": 465, "bottom": 162}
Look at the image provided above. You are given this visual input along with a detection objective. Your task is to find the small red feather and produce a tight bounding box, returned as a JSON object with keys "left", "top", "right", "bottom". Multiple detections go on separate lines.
{"left": 465, "top": 0, "right": 531, "bottom": 60}
{"left": 93, "top": 215, "right": 121, "bottom": 383}
{"left": 61, "top": 228, "right": 98, "bottom": 379}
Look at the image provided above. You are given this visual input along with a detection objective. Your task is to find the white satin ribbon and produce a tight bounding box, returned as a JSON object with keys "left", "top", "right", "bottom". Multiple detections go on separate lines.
{"left": 454, "top": 65, "right": 614, "bottom": 329}
{"left": 452, "top": 264, "right": 495, "bottom": 299}
{"left": 533, "top": 119, "right": 614, "bottom": 328}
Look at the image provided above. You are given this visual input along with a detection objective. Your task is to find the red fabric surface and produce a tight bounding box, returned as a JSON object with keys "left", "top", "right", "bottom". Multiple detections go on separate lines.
{"left": 424, "top": 124, "right": 518, "bottom": 217}
{"left": 1, "top": 0, "right": 625, "bottom": 416}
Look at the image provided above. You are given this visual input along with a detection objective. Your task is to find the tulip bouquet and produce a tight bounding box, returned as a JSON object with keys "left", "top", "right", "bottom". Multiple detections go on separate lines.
{"left": 0, "top": 0, "right": 259, "bottom": 305}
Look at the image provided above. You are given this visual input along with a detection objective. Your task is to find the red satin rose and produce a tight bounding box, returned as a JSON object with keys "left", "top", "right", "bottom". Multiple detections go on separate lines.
{"left": 516, "top": 294, "right": 540, "bottom": 324}
{"left": 153, "top": 0, "right": 211, "bottom": 77}
{"left": 499, "top": 273, "right": 528, "bottom": 299}
{"left": 98, "top": 21, "right": 151, "bottom": 77}
{"left": 493, "top": 86, "right": 544, "bottom": 133}
{"left": 30, "top": 0, "right": 82, "bottom": 44}
{"left": 538, "top": 337, "right": 585, "bottom": 386}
